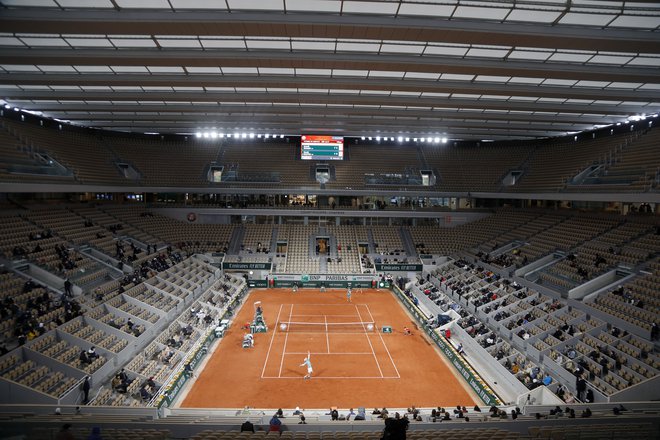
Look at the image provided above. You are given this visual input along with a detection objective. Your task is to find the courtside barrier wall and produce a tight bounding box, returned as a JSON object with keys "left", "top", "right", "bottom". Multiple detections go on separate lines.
{"left": 391, "top": 285, "right": 501, "bottom": 406}
{"left": 156, "top": 286, "right": 248, "bottom": 408}
{"left": 268, "top": 274, "right": 378, "bottom": 289}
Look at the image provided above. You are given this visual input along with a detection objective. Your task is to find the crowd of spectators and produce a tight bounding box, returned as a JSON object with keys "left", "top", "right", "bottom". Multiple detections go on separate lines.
{"left": 54, "top": 244, "right": 77, "bottom": 272}
{"left": 2, "top": 276, "right": 82, "bottom": 348}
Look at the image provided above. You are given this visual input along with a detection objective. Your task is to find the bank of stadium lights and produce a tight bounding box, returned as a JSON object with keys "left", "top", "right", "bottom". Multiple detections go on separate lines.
{"left": 195, "top": 131, "right": 290, "bottom": 140}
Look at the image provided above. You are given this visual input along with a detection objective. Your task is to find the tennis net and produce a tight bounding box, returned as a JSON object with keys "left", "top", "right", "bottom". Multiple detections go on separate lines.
{"left": 277, "top": 321, "right": 375, "bottom": 333}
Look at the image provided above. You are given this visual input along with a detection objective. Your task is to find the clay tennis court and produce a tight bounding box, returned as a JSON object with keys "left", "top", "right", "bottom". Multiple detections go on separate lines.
{"left": 181, "top": 288, "right": 477, "bottom": 409}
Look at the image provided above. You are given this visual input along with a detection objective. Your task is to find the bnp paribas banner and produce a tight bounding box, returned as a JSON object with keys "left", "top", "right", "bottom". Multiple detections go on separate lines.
{"left": 270, "top": 274, "right": 378, "bottom": 288}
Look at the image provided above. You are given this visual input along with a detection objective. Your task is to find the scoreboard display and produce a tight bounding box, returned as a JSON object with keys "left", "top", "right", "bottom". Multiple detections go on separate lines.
{"left": 300, "top": 135, "right": 344, "bottom": 161}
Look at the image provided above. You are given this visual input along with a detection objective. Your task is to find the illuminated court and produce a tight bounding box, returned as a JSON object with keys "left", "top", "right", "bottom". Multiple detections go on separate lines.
{"left": 181, "top": 288, "right": 477, "bottom": 409}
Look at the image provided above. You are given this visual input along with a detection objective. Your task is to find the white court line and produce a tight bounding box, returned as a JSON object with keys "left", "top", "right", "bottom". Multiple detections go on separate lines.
{"left": 278, "top": 304, "right": 294, "bottom": 378}
{"left": 355, "top": 304, "right": 383, "bottom": 378}
{"left": 365, "top": 304, "right": 401, "bottom": 379}
{"left": 261, "top": 304, "right": 284, "bottom": 379}
{"left": 288, "top": 314, "right": 360, "bottom": 317}
{"left": 279, "top": 331, "right": 377, "bottom": 335}
{"left": 262, "top": 376, "right": 400, "bottom": 380}
{"left": 285, "top": 352, "right": 374, "bottom": 355}
{"left": 324, "top": 315, "right": 330, "bottom": 354}
{"left": 287, "top": 303, "right": 370, "bottom": 307}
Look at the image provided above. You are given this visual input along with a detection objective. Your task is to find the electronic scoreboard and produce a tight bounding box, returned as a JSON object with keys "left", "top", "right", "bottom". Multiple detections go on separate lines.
{"left": 300, "top": 135, "right": 344, "bottom": 161}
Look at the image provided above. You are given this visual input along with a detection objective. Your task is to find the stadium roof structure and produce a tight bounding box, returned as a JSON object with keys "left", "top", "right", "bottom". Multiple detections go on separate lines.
{"left": 0, "top": 0, "right": 659, "bottom": 141}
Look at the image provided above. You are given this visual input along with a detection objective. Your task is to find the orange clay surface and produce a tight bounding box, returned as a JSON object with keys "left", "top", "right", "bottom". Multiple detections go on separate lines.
{"left": 181, "top": 288, "right": 477, "bottom": 409}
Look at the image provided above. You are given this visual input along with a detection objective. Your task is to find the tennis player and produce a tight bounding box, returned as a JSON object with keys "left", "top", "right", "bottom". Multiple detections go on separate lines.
{"left": 300, "top": 351, "right": 313, "bottom": 380}
{"left": 347, "top": 288, "right": 352, "bottom": 303}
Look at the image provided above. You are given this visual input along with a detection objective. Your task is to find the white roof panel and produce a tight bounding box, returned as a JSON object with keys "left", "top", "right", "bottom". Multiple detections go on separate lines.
{"left": 397, "top": 2, "right": 454, "bottom": 17}
{"left": 509, "top": 77, "right": 544, "bottom": 84}
{"left": 606, "top": 82, "right": 642, "bottom": 89}
{"left": 227, "top": 0, "right": 283, "bottom": 11}
{"left": 343, "top": 1, "right": 398, "bottom": 14}
{"left": 424, "top": 46, "right": 469, "bottom": 57}
{"left": 169, "top": 0, "right": 228, "bottom": 9}
{"left": 336, "top": 42, "right": 381, "bottom": 52}
{"left": 506, "top": 9, "right": 562, "bottom": 23}
{"left": 286, "top": 0, "right": 341, "bottom": 12}
{"left": 441, "top": 74, "right": 474, "bottom": 81}
{"left": 559, "top": 12, "right": 616, "bottom": 25}
{"left": 295, "top": 68, "right": 332, "bottom": 76}
{"left": 259, "top": 68, "right": 296, "bottom": 75}
{"left": 454, "top": 6, "right": 510, "bottom": 20}
{"left": 186, "top": 67, "right": 222, "bottom": 73}
{"left": 0, "top": 37, "right": 25, "bottom": 46}
{"left": 368, "top": 71, "right": 405, "bottom": 78}
{"left": 221, "top": 67, "right": 259, "bottom": 74}
{"left": 57, "top": 0, "right": 114, "bottom": 6}
{"left": 75, "top": 65, "right": 113, "bottom": 72}
{"left": 574, "top": 80, "right": 610, "bottom": 88}
{"left": 147, "top": 66, "right": 185, "bottom": 73}
{"left": 380, "top": 44, "right": 424, "bottom": 54}
{"left": 200, "top": 39, "right": 246, "bottom": 49}
{"left": 627, "top": 57, "right": 660, "bottom": 67}
{"left": 246, "top": 40, "right": 291, "bottom": 50}
{"left": 332, "top": 70, "right": 369, "bottom": 77}
{"left": 38, "top": 65, "right": 77, "bottom": 72}
{"left": 157, "top": 39, "right": 202, "bottom": 48}
{"left": 291, "top": 41, "right": 336, "bottom": 51}
{"left": 111, "top": 66, "right": 149, "bottom": 73}
{"left": 588, "top": 55, "right": 632, "bottom": 64}
{"left": 466, "top": 48, "right": 509, "bottom": 58}
{"left": 507, "top": 50, "right": 552, "bottom": 61}
{"left": 20, "top": 37, "right": 69, "bottom": 46}
{"left": 65, "top": 38, "right": 113, "bottom": 47}
{"left": 0, "top": 0, "right": 57, "bottom": 5}
{"left": 115, "top": 0, "right": 171, "bottom": 8}
{"left": 609, "top": 15, "right": 660, "bottom": 29}
{"left": 475, "top": 75, "right": 511, "bottom": 83}
{"left": 548, "top": 52, "right": 593, "bottom": 63}
{"left": 110, "top": 38, "right": 157, "bottom": 48}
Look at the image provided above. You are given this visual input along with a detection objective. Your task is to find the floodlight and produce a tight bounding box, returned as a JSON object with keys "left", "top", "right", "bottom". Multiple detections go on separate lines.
{"left": 434, "top": 137, "right": 440, "bottom": 143}
{"left": 195, "top": 132, "right": 202, "bottom": 138}
{"left": 249, "top": 133, "right": 255, "bottom": 138}
{"left": 210, "top": 131, "right": 217, "bottom": 138}
{"left": 203, "top": 132, "right": 210, "bottom": 138}
{"left": 397, "top": 136, "right": 403, "bottom": 142}
{"left": 241, "top": 133, "right": 247, "bottom": 138}
{"left": 376, "top": 136, "right": 381, "bottom": 141}
{"left": 441, "top": 137, "right": 447, "bottom": 143}
{"left": 361, "top": 136, "right": 365, "bottom": 140}
{"left": 405, "top": 137, "right": 410, "bottom": 142}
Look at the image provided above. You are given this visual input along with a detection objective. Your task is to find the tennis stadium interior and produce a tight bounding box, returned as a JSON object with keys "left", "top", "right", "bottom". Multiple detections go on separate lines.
{"left": 0, "top": 1, "right": 659, "bottom": 439}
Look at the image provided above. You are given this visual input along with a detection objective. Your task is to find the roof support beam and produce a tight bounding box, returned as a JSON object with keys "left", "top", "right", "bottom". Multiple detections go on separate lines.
{"left": 1, "top": 48, "right": 657, "bottom": 83}
{"left": 1, "top": 74, "right": 657, "bottom": 102}
{"left": 0, "top": 10, "right": 657, "bottom": 53}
